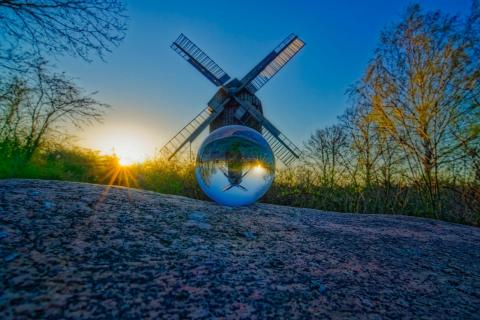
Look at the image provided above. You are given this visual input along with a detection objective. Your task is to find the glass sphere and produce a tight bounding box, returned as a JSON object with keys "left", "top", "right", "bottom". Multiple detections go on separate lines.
{"left": 195, "top": 125, "right": 275, "bottom": 206}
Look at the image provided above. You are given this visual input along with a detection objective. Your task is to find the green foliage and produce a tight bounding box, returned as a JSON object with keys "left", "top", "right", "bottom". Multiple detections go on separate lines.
{"left": 132, "top": 159, "right": 205, "bottom": 199}
{"left": 0, "top": 147, "right": 106, "bottom": 182}
{"left": 267, "top": 169, "right": 479, "bottom": 225}
{"left": 0, "top": 145, "right": 478, "bottom": 226}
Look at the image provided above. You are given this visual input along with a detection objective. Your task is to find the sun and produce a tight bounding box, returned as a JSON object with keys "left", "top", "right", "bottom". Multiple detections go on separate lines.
{"left": 85, "top": 129, "right": 154, "bottom": 166}
{"left": 118, "top": 154, "right": 136, "bottom": 166}
{"left": 112, "top": 142, "right": 148, "bottom": 166}
{"left": 252, "top": 163, "right": 266, "bottom": 175}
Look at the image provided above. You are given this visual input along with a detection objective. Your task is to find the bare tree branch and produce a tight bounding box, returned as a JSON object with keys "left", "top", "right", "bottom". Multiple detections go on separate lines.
{"left": 0, "top": 0, "right": 127, "bottom": 71}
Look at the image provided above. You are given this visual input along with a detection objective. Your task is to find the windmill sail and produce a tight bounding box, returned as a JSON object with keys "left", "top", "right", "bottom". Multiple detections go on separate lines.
{"left": 171, "top": 34, "right": 231, "bottom": 86}
{"left": 240, "top": 34, "right": 305, "bottom": 93}
{"left": 159, "top": 101, "right": 228, "bottom": 160}
{"left": 261, "top": 128, "right": 300, "bottom": 166}
{"left": 233, "top": 96, "right": 301, "bottom": 166}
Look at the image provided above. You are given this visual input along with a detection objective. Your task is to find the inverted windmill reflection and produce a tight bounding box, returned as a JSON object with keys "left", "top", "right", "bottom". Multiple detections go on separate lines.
{"left": 195, "top": 126, "right": 275, "bottom": 206}
{"left": 220, "top": 149, "right": 250, "bottom": 192}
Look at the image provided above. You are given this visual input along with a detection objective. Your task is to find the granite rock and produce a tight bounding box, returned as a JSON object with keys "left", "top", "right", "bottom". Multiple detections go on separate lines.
{"left": 0, "top": 179, "right": 479, "bottom": 319}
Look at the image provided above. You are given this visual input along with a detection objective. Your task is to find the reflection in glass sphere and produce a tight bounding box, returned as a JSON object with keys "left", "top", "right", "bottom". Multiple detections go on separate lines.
{"left": 195, "top": 125, "right": 275, "bottom": 206}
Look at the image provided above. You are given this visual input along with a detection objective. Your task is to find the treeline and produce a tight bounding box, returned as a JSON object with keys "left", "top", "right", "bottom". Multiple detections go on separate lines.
{"left": 267, "top": 5, "right": 479, "bottom": 224}
{"left": 1, "top": 143, "right": 478, "bottom": 225}
{"left": 268, "top": 5, "right": 480, "bottom": 224}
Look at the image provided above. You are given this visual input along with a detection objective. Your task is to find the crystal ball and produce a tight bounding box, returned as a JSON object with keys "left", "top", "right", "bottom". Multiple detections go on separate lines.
{"left": 195, "top": 125, "right": 275, "bottom": 206}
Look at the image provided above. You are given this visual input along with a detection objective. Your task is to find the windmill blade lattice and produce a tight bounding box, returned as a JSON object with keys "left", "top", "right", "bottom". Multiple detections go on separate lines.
{"left": 241, "top": 34, "right": 305, "bottom": 93}
{"left": 171, "top": 34, "right": 231, "bottom": 86}
{"left": 159, "top": 103, "right": 225, "bottom": 160}
{"left": 261, "top": 128, "right": 300, "bottom": 166}
{"left": 232, "top": 96, "right": 301, "bottom": 166}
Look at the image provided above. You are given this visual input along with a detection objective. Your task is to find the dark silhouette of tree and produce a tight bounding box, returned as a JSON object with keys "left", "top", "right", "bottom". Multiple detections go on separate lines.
{"left": 0, "top": 1, "right": 126, "bottom": 158}
{"left": 0, "top": 0, "right": 127, "bottom": 70}
{"left": 304, "top": 125, "right": 348, "bottom": 187}
{"left": 0, "top": 60, "right": 107, "bottom": 161}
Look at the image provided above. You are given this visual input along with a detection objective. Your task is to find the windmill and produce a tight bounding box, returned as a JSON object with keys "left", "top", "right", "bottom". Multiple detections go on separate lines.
{"left": 159, "top": 33, "right": 305, "bottom": 166}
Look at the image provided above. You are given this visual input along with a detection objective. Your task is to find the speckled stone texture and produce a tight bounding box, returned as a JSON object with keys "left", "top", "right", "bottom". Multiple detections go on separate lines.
{"left": 0, "top": 179, "right": 479, "bottom": 319}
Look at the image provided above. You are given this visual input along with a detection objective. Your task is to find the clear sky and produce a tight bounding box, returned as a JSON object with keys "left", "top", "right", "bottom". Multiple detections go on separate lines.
{"left": 58, "top": 0, "right": 472, "bottom": 163}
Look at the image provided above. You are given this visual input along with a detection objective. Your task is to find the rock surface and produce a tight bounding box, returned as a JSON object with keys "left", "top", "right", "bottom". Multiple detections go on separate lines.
{"left": 0, "top": 179, "right": 479, "bottom": 319}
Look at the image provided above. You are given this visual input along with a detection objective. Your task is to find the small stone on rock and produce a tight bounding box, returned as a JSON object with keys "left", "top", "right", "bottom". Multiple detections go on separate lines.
{"left": 188, "top": 211, "right": 206, "bottom": 221}
{"left": 243, "top": 231, "right": 256, "bottom": 240}
{"left": 43, "top": 201, "right": 54, "bottom": 209}
{"left": 4, "top": 252, "right": 19, "bottom": 262}
{"left": 185, "top": 220, "right": 211, "bottom": 230}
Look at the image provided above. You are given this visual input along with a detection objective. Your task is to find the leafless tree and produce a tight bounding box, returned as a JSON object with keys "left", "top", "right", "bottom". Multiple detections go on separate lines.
{"left": 0, "top": 60, "right": 107, "bottom": 160}
{"left": 0, "top": 0, "right": 127, "bottom": 70}
{"left": 339, "top": 104, "right": 379, "bottom": 187}
{"left": 304, "top": 125, "right": 349, "bottom": 187}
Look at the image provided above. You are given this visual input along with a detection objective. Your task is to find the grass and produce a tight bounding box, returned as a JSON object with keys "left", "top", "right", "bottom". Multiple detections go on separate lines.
{"left": 0, "top": 145, "right": 478, "bottom": 226}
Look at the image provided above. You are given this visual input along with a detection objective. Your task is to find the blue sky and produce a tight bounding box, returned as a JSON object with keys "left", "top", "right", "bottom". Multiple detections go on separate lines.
{"left": 59, "top": 0, "right": 472, "bottom": 160}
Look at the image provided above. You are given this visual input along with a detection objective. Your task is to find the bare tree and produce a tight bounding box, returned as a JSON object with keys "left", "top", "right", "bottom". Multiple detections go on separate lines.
{"left": 339, "top": 104, "right": 379, "bottom": 187}
{"left": 0, "top": 60, "right": 107, "bottom": 160}
{"left": 0, "top": 0, "right": 126, "bottom": 70}
{"left": 304, "top": 125, "right": 349, "bottom": 187}
{"left": 352, "top": 4, "right": 480, "bottom": 212}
